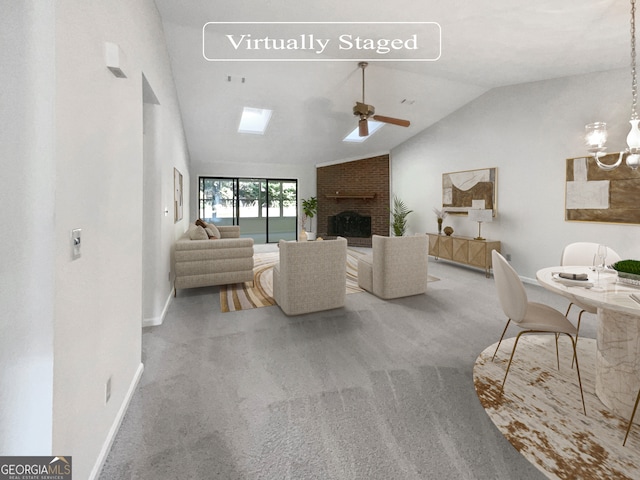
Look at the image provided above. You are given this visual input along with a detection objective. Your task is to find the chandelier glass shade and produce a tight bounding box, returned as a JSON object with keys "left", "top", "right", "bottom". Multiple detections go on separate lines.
{"left": 585, "top": 0, "right": 640, "bottom": 170}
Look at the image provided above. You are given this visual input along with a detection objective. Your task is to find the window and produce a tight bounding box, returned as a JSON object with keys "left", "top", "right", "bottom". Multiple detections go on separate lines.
{"left": 238, "top": 107, "right": 272, "bottom": 135}
{"left": 199, "top": 177, "right": 298, "bottom": 243}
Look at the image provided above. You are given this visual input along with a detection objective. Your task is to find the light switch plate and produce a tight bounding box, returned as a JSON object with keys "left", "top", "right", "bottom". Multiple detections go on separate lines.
{"left": 72, "top": 229, "right": 82, "bottom": 258}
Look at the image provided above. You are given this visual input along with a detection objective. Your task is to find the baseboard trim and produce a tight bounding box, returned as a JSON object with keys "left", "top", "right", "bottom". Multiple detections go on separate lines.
{"left": 89, "top": 362, "right": 144, "bottom": 480}
{"left": 142, "top": 289, "right": 174, "bottom": 327}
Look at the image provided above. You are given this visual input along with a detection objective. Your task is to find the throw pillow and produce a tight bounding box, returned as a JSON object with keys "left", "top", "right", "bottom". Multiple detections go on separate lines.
{"left": 195, "top": 218, "right": 207, "bottom": 229}
{"left": 204, "top": 227, "right": 219, "bottom": 240}
{"left": 205, "top": 222, "right": 221, "bottom": 239}
{"left": 189, "top": 225, "right": 208, "bottom": 240}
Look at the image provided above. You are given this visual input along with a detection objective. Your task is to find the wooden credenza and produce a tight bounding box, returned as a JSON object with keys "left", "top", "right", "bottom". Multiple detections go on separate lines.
{"left": 427, "top": 233, "right": 500, "bottom": 277}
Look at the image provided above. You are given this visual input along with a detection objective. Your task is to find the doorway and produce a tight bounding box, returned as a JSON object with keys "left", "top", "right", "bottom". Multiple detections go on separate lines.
{"left": 141, "top": 73, "right": 163, "bottom": 326}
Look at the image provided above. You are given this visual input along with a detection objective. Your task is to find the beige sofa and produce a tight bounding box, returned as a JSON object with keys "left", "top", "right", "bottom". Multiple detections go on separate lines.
{"left": 174, "top": 224, "right": 254, "bottom": 295}
{"left": 358, "top": 234, "right": 429, "bottom": 299}
{"left": 273, "top": 237, "right": 347, "bottom": 315}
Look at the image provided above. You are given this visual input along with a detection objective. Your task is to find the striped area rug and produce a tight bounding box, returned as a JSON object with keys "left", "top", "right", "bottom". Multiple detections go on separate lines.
{"left": 220, "top": 249, "right": 366, "bottom": 313}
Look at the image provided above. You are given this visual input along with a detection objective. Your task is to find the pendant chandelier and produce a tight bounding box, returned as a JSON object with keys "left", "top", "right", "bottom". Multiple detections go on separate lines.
{"left": 585, "top": 0, "right": 640, "bottom": 170}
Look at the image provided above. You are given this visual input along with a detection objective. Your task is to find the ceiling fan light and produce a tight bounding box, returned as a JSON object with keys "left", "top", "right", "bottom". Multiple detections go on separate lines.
{"left": 359, "top": 118, "right": 369, "bottom": 137}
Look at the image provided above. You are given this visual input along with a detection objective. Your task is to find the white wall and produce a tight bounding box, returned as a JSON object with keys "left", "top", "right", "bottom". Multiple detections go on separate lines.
{"left": 392, "top": 68, "right": 640, "bottom": 280}
{"left": 52, "top": 1, "right": 190, "bottom": 477}
{"left": 0, "top": 0, "right": 55, "bottom": 455}
{"left": 189, "top": 160, "right": 316, "bottom": 234}
{"left": 4, "top": 1, "right": 192, "bottom": 478}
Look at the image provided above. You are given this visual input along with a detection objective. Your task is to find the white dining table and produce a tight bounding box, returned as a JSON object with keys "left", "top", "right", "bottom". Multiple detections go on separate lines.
{"left": 536, "top": 265, "right": 640, "bottom": 418}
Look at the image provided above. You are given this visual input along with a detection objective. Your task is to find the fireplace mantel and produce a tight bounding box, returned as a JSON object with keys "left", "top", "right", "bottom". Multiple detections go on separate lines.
{"left": 325, "top": 193, "right": 376, "bottom": 200}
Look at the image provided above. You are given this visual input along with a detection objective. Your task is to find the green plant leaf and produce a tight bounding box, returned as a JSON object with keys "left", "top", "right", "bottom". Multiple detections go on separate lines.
{"left": 301, "top": 196, "right": 318, "bottom": 231}
{"left": 612, "top": 259, "right": 640, "bottom": 275}
{"left": 391, "top": 195, "right": 413, "bottom": 236}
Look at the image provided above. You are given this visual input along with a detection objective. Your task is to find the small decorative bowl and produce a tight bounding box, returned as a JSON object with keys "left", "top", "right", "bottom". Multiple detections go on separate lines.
{"left": 443, "top": 226, "right": 454, "bottom": 236}
{"left": 617, "top": 271, "right": 640, "bottom": 287}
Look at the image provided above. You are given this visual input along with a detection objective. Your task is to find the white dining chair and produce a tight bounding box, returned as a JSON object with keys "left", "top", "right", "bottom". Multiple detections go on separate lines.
{"left": 491, "top": 250, "right": 586, "bottom": 414}
{"left": 561, "top": 242, "right": 622, "bottom": 365}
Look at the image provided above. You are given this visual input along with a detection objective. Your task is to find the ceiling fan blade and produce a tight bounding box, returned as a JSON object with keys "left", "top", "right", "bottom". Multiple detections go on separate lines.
{"left": 359, "top": 118, "right": 369, "bottom": 137}
{"left": 372, "top": 115, "right": 410, "bottom": 128}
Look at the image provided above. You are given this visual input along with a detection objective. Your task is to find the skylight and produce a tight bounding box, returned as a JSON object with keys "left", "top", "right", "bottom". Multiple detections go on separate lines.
{"left": 343, "top": 121, "right": 385, "bottom": 143}
{"left": 238, "top": 107, "right": 272, "bottom": 134}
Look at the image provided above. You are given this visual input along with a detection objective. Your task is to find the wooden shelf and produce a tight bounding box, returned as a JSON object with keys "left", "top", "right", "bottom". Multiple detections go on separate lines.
{"left": 325, "top": 193, "right": 376, "bottom": 200}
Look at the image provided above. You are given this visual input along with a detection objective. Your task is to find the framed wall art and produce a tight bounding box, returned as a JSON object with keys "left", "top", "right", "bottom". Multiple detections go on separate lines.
{"left": 174, "top": 167, "right": 183, "bottom": 223}
{"left": 442, "top": 167, "right": 497, "bottom": 215}
{"left": 565, "top": 154, "right": 640, "bottom": 224}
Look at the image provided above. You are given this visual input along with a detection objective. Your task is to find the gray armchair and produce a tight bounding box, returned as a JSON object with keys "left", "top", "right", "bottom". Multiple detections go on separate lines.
{"left": 273, "top": 237, "right": 348, "bottom": 315}
{"left": 357, "top": 234, "right": 429, "bottom": 299}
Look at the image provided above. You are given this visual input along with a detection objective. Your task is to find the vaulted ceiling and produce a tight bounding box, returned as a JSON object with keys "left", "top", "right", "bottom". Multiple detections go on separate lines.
{"left": 154, "top": 0, "right": 629, "bottom": 166}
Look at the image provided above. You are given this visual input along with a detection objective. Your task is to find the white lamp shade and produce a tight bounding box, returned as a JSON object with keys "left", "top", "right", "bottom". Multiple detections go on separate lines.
{"left": 468, "top": 209, "right": 493, "bottom": 223}
{"left": 585, "top": 122, "right": 607, "bottom": 149}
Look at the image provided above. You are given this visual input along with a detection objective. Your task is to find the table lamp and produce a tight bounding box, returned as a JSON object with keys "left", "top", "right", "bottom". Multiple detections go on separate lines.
{"left": 468, "top": 209, "right": 493, "bottom": 240}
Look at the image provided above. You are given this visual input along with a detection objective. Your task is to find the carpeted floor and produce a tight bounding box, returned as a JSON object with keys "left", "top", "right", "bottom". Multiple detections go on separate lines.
{"left": 474, "top": 335, "right": 640, "bottom": 480}
{"left": 100, "top": 257, "right": 617, "bottom": 479}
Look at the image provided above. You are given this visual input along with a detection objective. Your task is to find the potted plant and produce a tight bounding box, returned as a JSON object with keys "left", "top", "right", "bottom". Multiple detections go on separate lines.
{"left": 301, "top": 196, "right": 318, "bottom": 240}
{"left": 391, "top": 196, "right": 413, "bottom": 236}
{"left": 612, "top": 259, "right": 640, "bottom": 285}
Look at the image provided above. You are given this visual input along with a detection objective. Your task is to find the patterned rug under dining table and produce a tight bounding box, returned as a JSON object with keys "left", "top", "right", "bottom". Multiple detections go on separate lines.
{"left": 474, "top": 334, "right": 640, "bottom": 480}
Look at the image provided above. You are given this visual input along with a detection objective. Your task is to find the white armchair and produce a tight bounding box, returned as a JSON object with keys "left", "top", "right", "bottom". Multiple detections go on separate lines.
{"left": 273, "top": 237, "right": 348, "bottom": 315}
{"left": 357, "top": 234, "right": 429, "bottom": 299}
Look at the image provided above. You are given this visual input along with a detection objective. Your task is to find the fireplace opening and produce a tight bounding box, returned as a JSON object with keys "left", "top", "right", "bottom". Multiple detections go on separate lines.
{"left": 328, "top": 211, "right": 371, "bottom": 238}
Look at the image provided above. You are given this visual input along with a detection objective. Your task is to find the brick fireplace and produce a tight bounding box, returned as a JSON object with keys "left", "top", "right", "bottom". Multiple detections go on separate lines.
{"left": 317, "top": 155, "right": 389, "bottom": 247}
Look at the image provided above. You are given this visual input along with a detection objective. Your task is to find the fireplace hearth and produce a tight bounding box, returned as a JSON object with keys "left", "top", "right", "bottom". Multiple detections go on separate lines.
{"left": 328, "top": 211, "right": 371, "bottom": 238}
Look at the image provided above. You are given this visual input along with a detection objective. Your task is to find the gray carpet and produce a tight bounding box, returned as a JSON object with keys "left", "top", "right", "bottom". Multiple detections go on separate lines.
{"left": 99, "top": 256, "right": 596, "bottom": 479}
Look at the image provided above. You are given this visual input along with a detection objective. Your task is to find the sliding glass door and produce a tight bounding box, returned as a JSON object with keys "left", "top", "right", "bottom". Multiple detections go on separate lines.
{"left": 199, "top": 176, "right": 297, "bottom": 244}
{"left": 199, "top": 177, "right": 236, "bottom": 226}
{"left": 266, "top": 180, "right": 297, "bottom": 243}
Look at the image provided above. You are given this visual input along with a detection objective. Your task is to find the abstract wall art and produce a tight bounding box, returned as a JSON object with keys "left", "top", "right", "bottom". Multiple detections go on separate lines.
{"left": 442, "top": 167, "right": 497, "bottom": 215}
{"left": 565, "top": 155, "right": 640, "bottom": 224}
